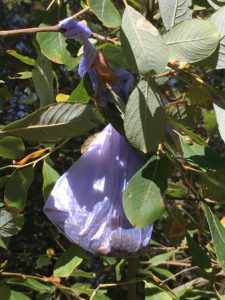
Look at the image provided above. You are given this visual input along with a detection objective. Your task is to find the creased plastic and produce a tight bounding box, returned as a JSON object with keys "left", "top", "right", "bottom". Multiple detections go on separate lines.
{"left": 44, "top": 124, "right": 153, "bottom": 254}
{"left": 44, "top": 18, "right": 153, "bottom": 255}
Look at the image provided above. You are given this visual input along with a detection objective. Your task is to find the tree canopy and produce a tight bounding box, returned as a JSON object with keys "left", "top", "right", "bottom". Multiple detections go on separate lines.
{"left": 0, "top": 1, "right": 225, "bottom": 299}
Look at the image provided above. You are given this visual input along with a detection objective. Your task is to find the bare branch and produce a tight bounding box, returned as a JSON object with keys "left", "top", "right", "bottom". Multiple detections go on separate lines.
{"left": 0, "top": 7, "right": 90, "bottom": 37}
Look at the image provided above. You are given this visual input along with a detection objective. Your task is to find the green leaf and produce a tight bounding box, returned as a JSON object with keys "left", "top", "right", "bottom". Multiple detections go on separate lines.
{"left": 53, "top": 245, "right": 83, "bottom": 278}
{"left": 199, "top": 172, "right": 225, "bottom": 203}
{"left": 121, "top": 5, "right": 168, "bottom": 74}
{"left": 36, "top": 255, "right": 52, "bottom": 268}
{"left": 32, "top": 51, "right": 54, "bottom": 107}
{"left": 179, "top": 135, "right": 224, "bottom": 172}
{"left": 166, "top": 181, "right": 189, "bottom": 198}
{"left": 93, "top": 292, "right": 111, "bottom": 300}
{"left": 148, "top": 251, "right": 175, "bottom": 266}
{"left": 167, "top": 116, "right": 207, "bottom": 145}
{"left": 203, "top": 202, "right": 225, "bottom": 271}
{"left": 68, "top": 78, "right": 92, "bottom": 104}
{"left": 0, "top": 209, "right": 24, "bottom": 237}
{"left": 88, "top": 0, "right": 121, "bottom": 28}
{"left": 158, "top": 0, "right": 192, "bottom": 30}
{"left": 0, "top": 285, "right": 10, "bottom": 300}
{"left": 145, "top": 282, "right": 174, "bottom": 299}
{"left": 42, "top": 161, "right": 60, "bottom": 201}
{"left": 124, "top": 78, "right": 166, "bottom": 153}
{"left": 36, "top": 28, "right": 77, "bottom": 70}
{"left": 0, "top": 176, "right": 9, "bottom": 188}
{"left": 70, "top": 269, "right": 96, "bottom": 278}
{"left": 6, "top": 278, "right": 54, "bottom": 293}
{"left": 36, "top": 8, "right": 77, "bottom": 70}
{"left": 10, "top": 291, "right": 31, "bottom": 300}
{"left": 186, "top": 233, "right": 212, "bottom": 273}
{"left": 187, "top": 85, "right": 211, "bottom": 107}
{"left": 0, "top": 136, "right": 25, "bottom": 159}
{"left": 71, "top": 283, "right": 94, "bottom": 297}
{"left": 4, "top": 167, "right": 34, "bottom": 213}
{"left": 164, "top": 19, "right": 220, "bottom": 63}
{"left": 9, "top": 72, "right": 32, "bottom": 80}
{"left": 151, "top": 267, "right": 175, "bottom": 280}
{"left": 213, "top": 104, "right": 225, "bottom": 143}
{"left": 0, "top": 103, "right": 97, "bottom": 142}
{"left": 7, "top": 49, "right": 35, "bottom": 66}
{"left": 202, "top": 110, "right": 217, "bottom": 136}
{"left": 123, "top": 155, "right": 170, "bottom": 227}
{"left": 167, "top": 103, "right": 201, "bottom": 128}
{"left": 209, "top": 7, "right": 225, "bottom": 69}
{"left": 102, "top": 43, "right": 129, "bottom": 68}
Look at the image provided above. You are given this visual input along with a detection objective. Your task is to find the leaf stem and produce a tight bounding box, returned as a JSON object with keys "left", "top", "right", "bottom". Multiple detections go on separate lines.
{"left": 0, "top": 138, "right": 70, "bottom": 170}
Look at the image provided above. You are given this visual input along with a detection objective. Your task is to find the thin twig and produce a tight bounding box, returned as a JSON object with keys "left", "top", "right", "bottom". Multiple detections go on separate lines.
{"left": 0, "top": 6, "right": 119, "bottom": 45}
{"left": 0, "top": 25, "right": 60, "bottom": 37}
{"left": 0, "top": 138, "right": 70, "bottom": 171}
{"left": 0, "top": 7, "right": 90, "bottom": 37}
{"left": 140, "top": 261, "right": 191, "bottom": 267}
{"left": 92, "top": 33, "right": 120, "bottom": 45}
{"left": 70, "top": 7, "right": 90, "bottom": 20}
{"left": 48, "top": 226, "right": 66, "bottom": 252}
{"left": 0, "top": 271, "right": 57, "bottom": 283}
{"left": 1, "top": 271, "right": 84, "bottom": 300}
{"left": 172, "top": 277, "right": 210, "bottom": 293}
{"left": 160, "top": 266, "right": 199, "bottom": 286}
{"left": 89, "top": 277, "right": 152, "bottom": 300}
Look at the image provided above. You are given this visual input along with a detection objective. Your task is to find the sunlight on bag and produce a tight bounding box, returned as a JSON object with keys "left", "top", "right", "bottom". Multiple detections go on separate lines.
{"left": 44, "top": 17, "right": 153, "bottom": 255}
{"left": 44, "top": 124, "right": 153, "bottom": 255}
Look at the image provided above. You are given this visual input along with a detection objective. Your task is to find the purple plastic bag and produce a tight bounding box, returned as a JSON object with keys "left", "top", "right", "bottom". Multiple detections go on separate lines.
{"left": 59, "top": 18, "right": 97, "bottom": 78}
{"left": 44, "top": 18, "right": 153, "bottom": 255}
{"left": 44, "top": 125, "right": 153, "bottom": 255}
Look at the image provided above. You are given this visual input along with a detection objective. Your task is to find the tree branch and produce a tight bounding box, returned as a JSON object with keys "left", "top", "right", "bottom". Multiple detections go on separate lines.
{"left": 0, "top": 7, "right": 119, "bottom": 45}
{"left": 0, "top": 25, "right": 61, "bottom": 37}
{"left": 0, "top": 7, "right": 90, "bottom": 37}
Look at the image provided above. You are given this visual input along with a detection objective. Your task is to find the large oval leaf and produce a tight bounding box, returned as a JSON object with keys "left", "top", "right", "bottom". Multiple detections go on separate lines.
{"left": 36, "top": 7, "right": 78, "bottom": 70}
{"left": 124, "top": 79, "right": 166, "bottom": 153}
{"left": 0, "top": 103, "right": 97, "bottom": 142}
{"left": 37, "top": 29, "right": 78, "bottom": 70}
{"left": 164, "top": 19, "right": 220, "bottom": 63}
{"left": 209, "top": 7, "right": 225, "bottom": 69}
{"left": 179, "top": 135, "right": 225, "bottom": 172}
{"left": 88, "top": 0, "right": 121, "bottom": 28}
{"left": 158, "top": 0, "right": 192, "bottom": 30}
{"left": 0, "top": 136, "right": 25, "bottom": 159}
{"left": 123, "top": 155, "right": 170, "bottom": 228}
{"left": 53, "top": 245, "right": 83, "bottom": 278}
{"left": 213, "top": 103, "right": 225, "bottom": 143}
{"left": 0, "top": 209, "right": 24, "bottom": 237}
{"left": 4, "top": 167, "right": 34, "bottom": 213}
{"left": 121, "top": 5, "right": 168, "bottom": 74}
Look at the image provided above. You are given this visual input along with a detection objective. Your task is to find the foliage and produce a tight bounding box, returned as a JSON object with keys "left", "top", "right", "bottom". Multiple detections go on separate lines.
{"left": 0, "top": 0, "right": 225, "bottom": 299}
